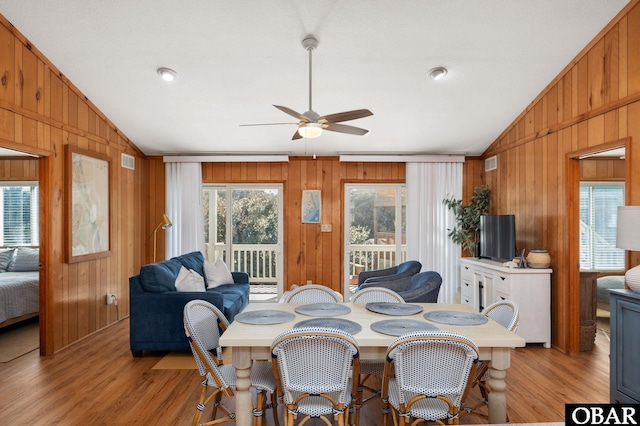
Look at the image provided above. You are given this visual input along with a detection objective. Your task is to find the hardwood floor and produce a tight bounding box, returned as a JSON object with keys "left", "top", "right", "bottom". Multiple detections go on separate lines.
{"left": 0, "top": 318, "right": 610, "bottom": 425}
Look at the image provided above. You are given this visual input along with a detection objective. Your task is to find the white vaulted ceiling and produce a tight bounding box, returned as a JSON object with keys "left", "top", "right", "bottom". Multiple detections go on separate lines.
{"left": 0, "top": 0, "right": 630, "bottom": 157}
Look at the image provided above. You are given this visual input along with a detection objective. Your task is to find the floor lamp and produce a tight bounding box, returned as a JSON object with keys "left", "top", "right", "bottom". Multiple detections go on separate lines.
{"left": 616, "top": 206, "right": 640, "bottom": 293}
{"left": 153, "top": 214, "right": 173, "bottom": 262}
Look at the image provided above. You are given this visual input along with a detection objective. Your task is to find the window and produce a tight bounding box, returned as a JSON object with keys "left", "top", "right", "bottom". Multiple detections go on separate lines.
{"left": 0, "top": 183, "right": 39, "bottom": 246}
{"left": 344, "top": 184, "right": 406, "bottom": 298}
{"left": 202, "top": 185, "right": 283, "bottom": 293}
{"left": 579, "top": 182, "right": 624, "bottom": 271}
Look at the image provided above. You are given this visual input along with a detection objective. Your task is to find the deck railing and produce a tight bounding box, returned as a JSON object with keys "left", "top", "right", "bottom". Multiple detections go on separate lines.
{"left": 207, "top": 243, "right": 279, "bottom": 284}
{"left": 348, "top": 244, "right": 407, "bottom": 276}
{"left": 206, "top": 243, "right": 405, "bottom": 284}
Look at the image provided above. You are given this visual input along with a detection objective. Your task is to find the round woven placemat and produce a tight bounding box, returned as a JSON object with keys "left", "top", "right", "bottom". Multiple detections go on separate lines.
{"left": 423, "top": 310, "right": 488, "bottom": 326}
{"left": 234, "top": 309, "right": 296, "bottom": 325}
{"left": 294, "top": 303, "right": 351, "bottom": 317}
{"left": 366, "top": 302, "right": 424, "bottom": 316}
{"left": 370, "top": 319, "right": 439, "bottom": 336}
{"left": 294, "top": 318, "right": 362, "bottom": 335}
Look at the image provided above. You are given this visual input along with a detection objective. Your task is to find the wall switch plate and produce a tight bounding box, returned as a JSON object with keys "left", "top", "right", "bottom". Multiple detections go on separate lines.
{"left": 321, "top": 224, "right": 332, "bottom": 232}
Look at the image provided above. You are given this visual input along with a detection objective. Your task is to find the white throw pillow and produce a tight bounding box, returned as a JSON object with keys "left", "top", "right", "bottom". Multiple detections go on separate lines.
{"left": 175, "top": 266, "right": 206, "bottom": 292}
{"left": 204, "top": 257, "right": 234, "bottom": 288}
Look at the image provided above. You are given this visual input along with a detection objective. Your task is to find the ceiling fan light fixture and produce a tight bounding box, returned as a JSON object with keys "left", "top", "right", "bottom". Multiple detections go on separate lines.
{"left": 157, "top": 67, "right": 178, "bottom": 82}
{"left": 298, "top": 123, "right": 323, "bottom": 139}
{"left": 429, "top": 66, "right": 448, "bottom": 80}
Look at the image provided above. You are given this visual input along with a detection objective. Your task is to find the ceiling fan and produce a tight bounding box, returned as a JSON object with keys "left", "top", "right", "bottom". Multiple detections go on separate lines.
{"left": 241, "top": 35, "right": 373, "bottom": 140}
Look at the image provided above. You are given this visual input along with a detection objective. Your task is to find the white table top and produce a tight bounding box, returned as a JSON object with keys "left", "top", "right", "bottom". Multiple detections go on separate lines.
{"left": 220, "top": 302, "right": 526, "bottom": 350}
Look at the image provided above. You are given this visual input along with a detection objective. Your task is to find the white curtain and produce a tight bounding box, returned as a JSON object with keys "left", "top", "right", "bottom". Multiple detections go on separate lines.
{"left": 406, "top": 162, "right": 463, "bottom": 303}
{"left": 165, "top": 162, "right": 205, "bottom": 258}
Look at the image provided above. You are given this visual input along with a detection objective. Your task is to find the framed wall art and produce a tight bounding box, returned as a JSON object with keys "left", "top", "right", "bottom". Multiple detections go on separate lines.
{"left": 66, "top": 146, "right": 112, "bottom": 263}
{"left": 301, "top": 190, "right": 321, "bottom": 224}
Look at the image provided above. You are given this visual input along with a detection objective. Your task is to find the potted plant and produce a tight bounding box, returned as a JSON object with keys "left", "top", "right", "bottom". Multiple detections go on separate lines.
{"left": 443, "top": 185, "right": 491, "bottom": 257}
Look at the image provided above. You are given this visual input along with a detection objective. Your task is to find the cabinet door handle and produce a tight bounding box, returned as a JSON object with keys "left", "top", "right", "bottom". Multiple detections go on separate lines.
{"left": 500, "top": 276, "right": 506, "bottom": 281}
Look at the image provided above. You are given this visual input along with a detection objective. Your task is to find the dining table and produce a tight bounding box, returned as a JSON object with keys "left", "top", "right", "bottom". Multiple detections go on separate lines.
{"left": 219, "top": 301, "right": 526, "bottom": 426}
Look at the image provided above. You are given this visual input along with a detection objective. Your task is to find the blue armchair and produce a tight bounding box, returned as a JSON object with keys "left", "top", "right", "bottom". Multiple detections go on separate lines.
{"left": 358, "top": 271, "right": 442, "bottom": 303}
{"left": 357, "top": 260, "right": 422, "bottom": 287}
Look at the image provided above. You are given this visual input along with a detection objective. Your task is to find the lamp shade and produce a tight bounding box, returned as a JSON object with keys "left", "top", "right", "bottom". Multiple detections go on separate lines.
{"left": 160, "top": 213, "right": 173, "bottom": 230}
{"left": 153, "top": 214, "right": 172, "bottom": 262}
{"left": 616, "top": 205, "right": 640, "bottom": 293}
{"left": 616, "top": 206, "right": 640, "bottom": 251}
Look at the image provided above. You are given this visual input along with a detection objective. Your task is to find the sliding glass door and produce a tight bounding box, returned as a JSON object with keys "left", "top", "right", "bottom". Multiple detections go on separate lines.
{"left": 203, "top": 184, "right": 283, "bottom": 297}
{"left": 343, "top": 184, "right": 406, "bottom": 299}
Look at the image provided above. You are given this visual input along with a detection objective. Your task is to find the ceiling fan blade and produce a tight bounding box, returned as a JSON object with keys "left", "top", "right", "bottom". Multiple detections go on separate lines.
{"left": 273, "top": 105, "right": 310, "bottom": 122}
{"left": 319, "top": 109, "right": 373, "bottom": 123}
{"left": 292, "top": 129, "right": 303, "bottom": 140}
{"left": 239, "top": 122, "right": 297, "bottom": 127}
{"left": 324, "top": 123, "right": 369, "bottom": 136}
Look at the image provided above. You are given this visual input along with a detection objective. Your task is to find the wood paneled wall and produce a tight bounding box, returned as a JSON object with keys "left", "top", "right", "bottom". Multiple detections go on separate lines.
{"left": 0, "top": 15, "right": 149, "bottom": 355}
{"left": 0, "top": 157, "right": 38, "bottom": 180}
{"left": 477, "top": 0, "right": 640, "bottom": 353}
{"left": 580, "top": 158, "right": 625, "bottom": 181}
{"left": 197, "top": 157, "right": 406, "bottom": 293}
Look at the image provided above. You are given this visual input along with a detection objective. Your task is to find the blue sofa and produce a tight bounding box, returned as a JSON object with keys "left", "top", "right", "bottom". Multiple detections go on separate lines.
{"left": 129, "top": 251, "right": 249, "bottom": 356}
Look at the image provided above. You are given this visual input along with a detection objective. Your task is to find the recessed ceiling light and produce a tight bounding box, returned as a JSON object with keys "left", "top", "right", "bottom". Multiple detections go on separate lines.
{"left": 429, "top": 67, "right": 448, "bottom": 81}
{"left": 157, "top": 67, "right": 178, "bottom": 82}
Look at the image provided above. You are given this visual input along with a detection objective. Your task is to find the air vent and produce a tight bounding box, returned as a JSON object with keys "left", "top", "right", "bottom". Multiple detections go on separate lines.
{"left": 485, "top": 155, "right": 497, "bottom": 172}
{"left": 121, "top": 153, "right": 135, "bottom": 170}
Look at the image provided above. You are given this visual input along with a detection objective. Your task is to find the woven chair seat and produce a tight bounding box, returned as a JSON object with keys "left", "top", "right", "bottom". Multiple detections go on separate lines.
{"left": 204, "top": 364, "right": 236, "bottom": 388}
{"left": 286, "top": 389, "right": 352, "bottom": 418}
{"left": 387, "top": 384, "right": 459, "bottom": 422}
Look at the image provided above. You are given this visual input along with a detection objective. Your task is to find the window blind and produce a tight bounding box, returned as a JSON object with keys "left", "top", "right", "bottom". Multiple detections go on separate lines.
{"left": 0, "top": 184, "right": 39, "bottom": 246}
{"left": 579, "top": 183, "right": 624, "bottom": 270}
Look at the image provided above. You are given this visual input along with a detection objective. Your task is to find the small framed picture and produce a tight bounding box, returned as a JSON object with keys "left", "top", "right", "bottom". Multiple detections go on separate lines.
{"left": 301, "top": 190, "right": 321, "bottom": 223}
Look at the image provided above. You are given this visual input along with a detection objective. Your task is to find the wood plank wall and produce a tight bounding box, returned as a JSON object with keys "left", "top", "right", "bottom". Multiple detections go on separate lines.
{"left": 193, "top": 157, "right": 406, "bottom": 293}
{"left": 580, "top": 158, "right": 625, "bottom": 181}
{"left": 0, "top": 15, "right": 149, "bottom": 355}
{"left": 0, "top": 157, "right": 37, "bottom": 180}
{"left": 475, "top": 0, "right": 640, "bottom": 353}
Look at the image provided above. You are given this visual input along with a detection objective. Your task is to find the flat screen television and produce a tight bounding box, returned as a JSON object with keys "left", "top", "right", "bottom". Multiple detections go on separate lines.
{"left": 479, "top": 214, "right": 517, "bottom": 261}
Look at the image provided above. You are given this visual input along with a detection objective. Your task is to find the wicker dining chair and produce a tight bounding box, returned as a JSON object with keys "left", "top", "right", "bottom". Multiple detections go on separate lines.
{"left": 382, "top": 331, "right": 479, "bottom": 426}
{"left": 350, "top": 286, "right": 405, "bottom": 405}
{"left": 270, "top": 326, "right": 361, "bottom": 426}
{"left": 183, "top": 300, "right": 279, "bottom": 426}
{"left": 349, "top": 287, "right": 405, "bottom": 304}
{"left": 464, "top": 299, "right": 519, "bottom": 419}
{"left": 281, "top": 283, "right": 342, "bottom": 303}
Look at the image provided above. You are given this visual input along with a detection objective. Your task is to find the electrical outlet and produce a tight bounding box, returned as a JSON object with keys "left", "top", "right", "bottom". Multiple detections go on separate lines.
{"left": 106, "top": 294, "right": 116, "bottom": 305}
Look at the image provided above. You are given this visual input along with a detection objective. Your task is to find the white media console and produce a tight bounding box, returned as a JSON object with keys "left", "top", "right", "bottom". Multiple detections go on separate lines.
{"left": 460, "top": 257, "right": 551, "bottom": 348}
